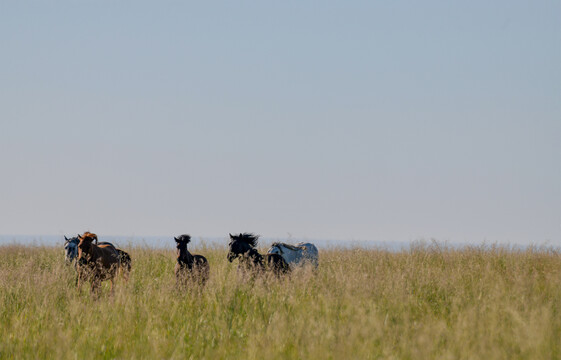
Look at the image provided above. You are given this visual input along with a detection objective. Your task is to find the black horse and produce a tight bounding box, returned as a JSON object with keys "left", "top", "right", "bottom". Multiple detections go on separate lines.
{"left": 174, "top": 234, "right": 210, "bottom": 286}
{"left": 227, "top": 233, "right": 290, "bottom": 276}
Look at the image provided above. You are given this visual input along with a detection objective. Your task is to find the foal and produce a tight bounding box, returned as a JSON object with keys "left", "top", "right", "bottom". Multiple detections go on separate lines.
{"left": 76, "top": 232, "right": 120, "bottom": 295}
{"left": 174, "top": 235, "right": 210, "bottom": 287}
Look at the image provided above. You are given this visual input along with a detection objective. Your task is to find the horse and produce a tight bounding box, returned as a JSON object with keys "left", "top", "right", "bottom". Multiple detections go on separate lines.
{"left": 64, "top": 235, "right": 80, "bottom": 264}
{"left": 174, "top": 234, "right": 210, "bottom": 286}
{"left": 267, "top": 242, "right": 319, "bottom": 269}
{"left": 76, "top": 232, "right": 123, "bottom": 295}
{"left": 227, "top": 233, "right": 290, "bottom": 276}
{"left": 64, "top": 234, "right": 132, "bottom": 279}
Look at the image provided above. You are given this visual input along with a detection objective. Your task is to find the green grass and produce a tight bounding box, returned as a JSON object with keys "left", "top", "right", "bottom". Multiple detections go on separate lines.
{"left": 1, "top": 243, "right": 560, "bottom": 359}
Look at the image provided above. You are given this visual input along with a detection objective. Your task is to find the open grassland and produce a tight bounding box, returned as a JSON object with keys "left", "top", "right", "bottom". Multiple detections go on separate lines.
{"left": 1, "top": 243, "right": 560, "bottom": 359}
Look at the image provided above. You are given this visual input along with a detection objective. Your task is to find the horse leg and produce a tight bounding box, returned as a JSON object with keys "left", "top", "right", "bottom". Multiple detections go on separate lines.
{"left": 201, "top": 264, "right": 210, "bottom": 286}
{"left": 91, "top": 277, "right": 102, "bottom": 298}
{"left": 90, "top": 280, "right": 96, "bottom": 296}
{"left": 122, "top": 263, "right": 130, "bottom": 282}
{"left": 76, "top": 269, "right": 85, "bottom": 293}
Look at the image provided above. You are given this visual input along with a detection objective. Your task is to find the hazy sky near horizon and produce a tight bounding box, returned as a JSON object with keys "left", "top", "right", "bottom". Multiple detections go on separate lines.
{"left": 1, "top": 1, "right": 559, "bottom": 245}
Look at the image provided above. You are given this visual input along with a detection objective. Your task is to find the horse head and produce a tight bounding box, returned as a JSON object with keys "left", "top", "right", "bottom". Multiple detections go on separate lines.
{"left": 268, "top": 243, "right": 284, "bottom": 256}
{"left": 227, "top": 233, "right": 259, "bottom": 262}
{"left": 175, "top": 234, "right": 191, "bottom": 247}
{"left": 77, "top": 232, "right": 97, "bottom": 263}
{"left": 63, "top": 236, "right": 79, "bottom": 263}
{"left": 84, "top": 231, "right": 98, "bottom": 245}
{"left": 174, "top": 234, "right": 194, "bottom": 264}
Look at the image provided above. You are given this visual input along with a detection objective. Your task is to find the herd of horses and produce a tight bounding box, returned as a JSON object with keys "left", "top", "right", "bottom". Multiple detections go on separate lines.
{"left": 63, "top": 232, "right": 319, "bottom": 295}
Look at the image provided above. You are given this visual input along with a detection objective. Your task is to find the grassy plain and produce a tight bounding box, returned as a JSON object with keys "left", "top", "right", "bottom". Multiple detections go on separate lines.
{"left": 1, "top": 243, "right": 560, "bottom": 359}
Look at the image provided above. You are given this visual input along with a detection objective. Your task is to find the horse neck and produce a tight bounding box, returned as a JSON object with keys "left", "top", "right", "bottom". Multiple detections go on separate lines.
{"left": 85, "top": 244, "right": 102, "bottom": 262}
{"left": 177, "top": 248, "right": 194, "bottom": 266}
{"left": 246, "top": 248, "right": 264, "bottom": 265}
{"left": 67, "top": 239, "right": 79, "bottom": 259}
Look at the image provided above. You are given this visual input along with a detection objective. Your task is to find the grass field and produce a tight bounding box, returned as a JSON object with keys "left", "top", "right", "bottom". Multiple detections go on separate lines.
{"left": 1, "top": 243, "right": 560, "bottom": 359}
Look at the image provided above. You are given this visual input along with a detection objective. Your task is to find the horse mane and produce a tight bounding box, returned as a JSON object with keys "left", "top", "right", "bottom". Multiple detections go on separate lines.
{"left": 271, "top": 242, "right": 303, "bottom": 251}
{"left": 232, "top": 233, "right": 259, "bottom": 248}
{"left": 65, "top": 236, "right": 79, "bottom": 244}
{"left": 80, "top": 232, "right": 98, "bottom": 243}
{"left": 175, "top": 234, "right": 191, "bottom": 244}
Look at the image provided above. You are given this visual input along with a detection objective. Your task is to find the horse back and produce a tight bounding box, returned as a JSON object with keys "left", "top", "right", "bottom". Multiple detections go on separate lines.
{"left": 193, "top": 254, "right": 208, "bottom": 267}
{"left": 97, "top": 243, "right": 118, "bottom": 255}
{"left": 296, "top": 242, "right": 319, "bottom": 266}
{"left": 193, "top": 254, "right": 210, "bottom": 278}
{"left": 94, "top": 245, "right": 120, "bottom": 268}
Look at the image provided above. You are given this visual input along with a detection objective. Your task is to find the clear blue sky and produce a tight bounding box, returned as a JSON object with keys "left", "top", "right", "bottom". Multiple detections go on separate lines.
{"left": 1, "top": 1, "right": 559, "bottom": 245}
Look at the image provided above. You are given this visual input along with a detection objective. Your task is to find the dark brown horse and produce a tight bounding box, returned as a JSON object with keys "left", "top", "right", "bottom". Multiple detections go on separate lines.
{"left": 65, "top": 234, "right": 131, "bottom": 282}
{"left": 227, "top": 233, "right": 290, "bottom": 276}
{"left": 174, "top": 235, "right": 210, "bottom": 286}
{"left": 91, "top": 235, "right": 132, "bottom": 277}
{"left": 76, "top": 232, "right": 121, "bottom": 295}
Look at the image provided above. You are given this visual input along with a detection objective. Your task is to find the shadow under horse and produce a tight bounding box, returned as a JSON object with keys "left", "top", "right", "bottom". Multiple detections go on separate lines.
{"left": 174, "top": 234, "right": 210, "bottom": 287}
{"left": 227, "top": 233, "right": 290, "bottom": 276}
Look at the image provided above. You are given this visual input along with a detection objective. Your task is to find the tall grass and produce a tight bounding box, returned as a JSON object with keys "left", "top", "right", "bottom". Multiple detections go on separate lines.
{"left": 1, "top": 243, "right": 560, "bottom": 359}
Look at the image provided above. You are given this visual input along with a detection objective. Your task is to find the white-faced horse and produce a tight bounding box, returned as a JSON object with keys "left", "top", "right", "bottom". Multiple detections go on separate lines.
{"left": 267, "top": 242, "right": 319, "bottom": 269}
{"left": 64, "top": 236, "right": 80, "bottom": 264}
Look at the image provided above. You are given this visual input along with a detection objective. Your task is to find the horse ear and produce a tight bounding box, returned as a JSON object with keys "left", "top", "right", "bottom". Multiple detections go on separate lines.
{"left": 174, "top": 237, "right": 179, "bottom": 242}
{"left": 229, "top": 233, "right": 233, "bottom": 239}
{"left": 64, "top": 236, "right": 68, "bottom": 241}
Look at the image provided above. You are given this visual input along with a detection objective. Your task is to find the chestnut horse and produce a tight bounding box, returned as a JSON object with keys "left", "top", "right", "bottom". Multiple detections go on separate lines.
{"left": 174, "top": 234, "right": 210, "bottom": 287}
{"left": 76, "top": 232, "right": 121, "bottom": 295}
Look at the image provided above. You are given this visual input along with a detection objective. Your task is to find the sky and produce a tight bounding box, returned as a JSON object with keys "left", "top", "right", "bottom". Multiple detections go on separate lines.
{"left": 1, "top": 1, "right": 559, "bottom": 245}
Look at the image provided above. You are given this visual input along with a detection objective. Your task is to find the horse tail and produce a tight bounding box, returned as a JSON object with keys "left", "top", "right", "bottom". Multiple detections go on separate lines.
{"left": 116, "top": 249, "right": 132, "bottom": 279}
